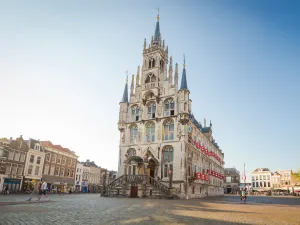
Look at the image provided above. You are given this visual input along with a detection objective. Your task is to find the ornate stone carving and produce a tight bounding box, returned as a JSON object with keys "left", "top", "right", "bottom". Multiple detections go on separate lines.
{"left": 157, "top": 101, "right": 162, "bottom": 116}
{"left": 177, "top": 122, "right": 182, "bottom": 140}
{"left": 121, "top": 131, "right": 125, "bottom": 143}
{"left": 138, "top": 127, "right": 142, "bottom": 142}
{"left": 157, "top": 124, "right": 161, "bottom": 140}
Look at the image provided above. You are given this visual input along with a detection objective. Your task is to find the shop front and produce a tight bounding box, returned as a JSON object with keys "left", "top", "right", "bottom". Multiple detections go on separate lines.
{"left": 22, "top": 178, "right": 41, "bottom": 193}
{"left": 42, "top": 175, "right": 75, "bottom": 193}
{"left": 3, "top": 177, "right": 22, "bottom": 193}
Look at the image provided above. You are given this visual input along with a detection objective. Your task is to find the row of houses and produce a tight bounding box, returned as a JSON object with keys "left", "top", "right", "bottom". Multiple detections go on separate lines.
{"left": 0, "top": 136, "right": 116, "bottom": 193}
{"left": 251, "top": 168, "right": 300, "bottom": 193}
{"left": 223, "top": 167, "right": 300, "bottom": 194}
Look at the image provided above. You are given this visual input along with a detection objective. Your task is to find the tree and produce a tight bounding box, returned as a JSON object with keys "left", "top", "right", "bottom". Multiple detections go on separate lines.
{"left": 292, "top": 170, "right": 300, "bottom": 185}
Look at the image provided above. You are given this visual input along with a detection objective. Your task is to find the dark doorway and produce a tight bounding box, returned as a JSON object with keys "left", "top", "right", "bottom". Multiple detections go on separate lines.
{"left": 130, "top": 186, "right": 138, "bottom": 197}
{"left": 226, "top": 187, "right": 232, "bottom": 194}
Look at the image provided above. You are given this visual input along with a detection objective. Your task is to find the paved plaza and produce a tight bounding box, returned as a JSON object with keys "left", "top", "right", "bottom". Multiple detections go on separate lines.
{"left": 0, "top": 194, "right": 300, "bottom": 225}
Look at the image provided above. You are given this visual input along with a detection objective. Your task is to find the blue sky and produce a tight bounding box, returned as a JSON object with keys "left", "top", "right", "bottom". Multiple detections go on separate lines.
{"left": 0, "top": 0, "right": 299, "bottom": 180}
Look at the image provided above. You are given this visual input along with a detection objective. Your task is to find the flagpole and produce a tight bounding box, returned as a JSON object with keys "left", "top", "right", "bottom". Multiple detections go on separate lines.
{"left": 244, "top": 162, "right": 246, "bottom": 186}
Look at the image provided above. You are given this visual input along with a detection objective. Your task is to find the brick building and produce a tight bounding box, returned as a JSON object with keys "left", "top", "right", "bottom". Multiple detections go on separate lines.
{"left": 0, "top": 136, "right": 29, "bottom": 193}
{"left": 40, "top": 141, "right": 78, "bottom": 192}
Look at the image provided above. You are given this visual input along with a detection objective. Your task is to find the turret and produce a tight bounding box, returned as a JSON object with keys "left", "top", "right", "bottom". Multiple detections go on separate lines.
{"left": 118, "top": 76, "right": 129, "bottom": 131}
{"left": 169, "top": 56, "right": 173, "bottom": 85}
{"left": 178, "top": 56, "right": 190, "bottom": 124}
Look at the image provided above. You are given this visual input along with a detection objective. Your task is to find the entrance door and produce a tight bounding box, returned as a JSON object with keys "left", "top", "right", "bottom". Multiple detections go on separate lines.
{"left": 130, "top": 186, "right": 138, "bottom": 197}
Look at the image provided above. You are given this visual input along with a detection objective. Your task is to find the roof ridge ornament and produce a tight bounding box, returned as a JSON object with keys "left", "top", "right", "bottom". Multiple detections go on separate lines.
{"left": 156, "top": 7, "right": 160, "bottom": 21}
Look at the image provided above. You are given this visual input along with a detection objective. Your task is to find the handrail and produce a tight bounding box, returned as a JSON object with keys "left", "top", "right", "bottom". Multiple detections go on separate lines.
{"left": 106, "top": 175, "right": 181, "bottom": 198}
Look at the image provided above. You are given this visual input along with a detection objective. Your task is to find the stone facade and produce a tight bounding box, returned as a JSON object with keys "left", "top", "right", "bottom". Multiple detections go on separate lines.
{"left": 75, "top": 162, "right": 84, "bottom": 191}
{"left": 23, "top": 138, "right": 45, "bottom": 192}
{"left": 117, "top": 14, "right": 225, "bottom": 198}
{"left": 251, "top": 168, "right": 272, "bottom": 191}
{"left": 223, "top": 167, "right": 240, "bottom": 194}
{"left": 0, "top": 136, "right": 28, "bottom": 193}
{"left": 40, "top": 141, "right": 78, "bottom": 192}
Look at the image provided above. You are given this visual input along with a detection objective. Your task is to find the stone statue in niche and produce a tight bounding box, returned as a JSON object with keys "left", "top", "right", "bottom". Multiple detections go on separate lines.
{"left": 157, "top": 124, "right": 161, "bottom": 140}
{"left": 177, "top": 122, "right": 182, "bottom": 140}
{"left": 138, "top": 127, "right": 142, "bottom": 142}
{"left": 157, "top": 101, "right": 162, "bottom": 116}
{"left": 121, "top": 131, "right": 125, "bottom": 143}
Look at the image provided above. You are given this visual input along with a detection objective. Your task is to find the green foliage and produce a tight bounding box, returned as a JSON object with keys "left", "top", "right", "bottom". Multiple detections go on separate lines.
{"left": 292, "top": 170, "right": 300, "bottom": 184}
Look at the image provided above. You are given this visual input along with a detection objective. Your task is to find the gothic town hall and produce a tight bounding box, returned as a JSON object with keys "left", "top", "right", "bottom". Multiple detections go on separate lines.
{"left": 110, "top": 14, "right": 225, "bottom": 199}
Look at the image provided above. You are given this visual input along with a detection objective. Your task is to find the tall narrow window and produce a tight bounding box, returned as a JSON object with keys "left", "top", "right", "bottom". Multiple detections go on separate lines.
{"left": 147, "top": 103, "right": 156, "bottom": 119}
{"left": 35, "top": 166, "right": 40, "bottom": 176}
{"left": 164, "top": 99, "right": 175, "bottom": 116}
{"left": 131, "top": 107, "right": 140, "bottom": 122}
{"left": 28, "top": 165, "right": 33, "bottom": 175}
{"left": 163, "top": 120, "right": 174, "bottom": 141}
{"left": 36, "top": 157, "right": 41, "bottom": 164}
{"left": 146, "top": 123, "right": 155, "bottom": 142}
{"left": 162, "top": 146, "right": 173, "bottom": 178}
{"left": 130, "top": 125, "right": 138, "bottom": 144}
{"left": 30, "top": 155, "right": 35, "bottom": 163}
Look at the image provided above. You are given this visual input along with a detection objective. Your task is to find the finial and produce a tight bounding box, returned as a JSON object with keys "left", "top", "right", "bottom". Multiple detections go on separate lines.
{"left": 156, "top": 7, "right": 160, "bottom": 21}
{"left": 125, "top": 69, "right": 129, "bottom": 83}
{"left": 183, "top": 54, "right": 186, "bottom": 68}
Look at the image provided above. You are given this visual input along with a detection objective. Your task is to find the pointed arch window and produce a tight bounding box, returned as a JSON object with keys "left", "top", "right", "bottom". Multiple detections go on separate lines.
{"left": 131, "top": 106, "right": 140, "bottom": 122}
{"left": 130, "top": 125, "right": 138, "bottom": 144}
{"left": 163, "top": 119, "right": 174, "bottom": 141}
{"left": 146, "top": 122, "right": 155, "bottom": 142}
{"left": 160, "top": 59, "right": 164, "bottom": 72}
{"left": 162, "top": 146, "right": 173, "bottom": 178}
{"left": 164, "top": 99, "right": 175, "bottom": 116}
{"left": 145, "top": 73, "right": 156, "bottom": 84}
{"left": 148, "top": 102, "right": 156, "bottom": 119}
{"left": 148, "top": 58, "right": 155, "bottom": 68}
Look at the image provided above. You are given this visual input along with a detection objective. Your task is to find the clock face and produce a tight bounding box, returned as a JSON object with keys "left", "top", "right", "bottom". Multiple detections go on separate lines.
{"left": 188, "top": 125, "right": 191, "bottom": 133}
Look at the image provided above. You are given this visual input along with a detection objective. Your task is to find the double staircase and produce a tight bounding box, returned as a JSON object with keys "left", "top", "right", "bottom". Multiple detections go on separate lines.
{"left": 103, "top": 175, "right": 179, "bottom": 199}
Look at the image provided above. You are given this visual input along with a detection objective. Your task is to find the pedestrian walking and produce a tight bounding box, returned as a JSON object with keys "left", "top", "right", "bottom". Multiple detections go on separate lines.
{"left": 26, "top": 181, "right": 40, "bottom": 201}
{"left": 37, "top": 180, "right": 50, "bottom": 202}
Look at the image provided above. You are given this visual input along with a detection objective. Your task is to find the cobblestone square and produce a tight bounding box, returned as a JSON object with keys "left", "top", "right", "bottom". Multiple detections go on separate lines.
{"left": 0, "top": 194, "right": 300, "bottom": 225}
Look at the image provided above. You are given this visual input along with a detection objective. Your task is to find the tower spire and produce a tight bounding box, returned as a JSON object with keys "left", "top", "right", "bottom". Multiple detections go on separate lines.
{"left": 121, "top": 71, "right": 129, "bottom": 103}
{"left": 174, "top": 63, "right": 178, "bottom": 87}
{"left": 169, "top": 56, "right": 173, "bottom": 85}
{"left": 180, "top": 54, "right": 188, "bottom": 90}
{"left": 130, "top": 74, "right": 135, "bottom": 96}
{"left": 153, "top": 8, "right": 161, "bottom": 45}
{"left": 136, "top": 66, "right": 140, "bottom": 86}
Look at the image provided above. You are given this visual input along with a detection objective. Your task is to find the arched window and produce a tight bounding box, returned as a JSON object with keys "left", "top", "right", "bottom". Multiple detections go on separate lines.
{"left": 148, "top": 58, "right": 155, "bottom": 68}
{"left": 145, "top": 122, "right": 155, "bottom": 142}
{"left": 131, "top": 106, "right": 140, "bottom": 122}
{"left": 145, "top": 73, "right": 156, "bottom": 84}
{"left": 164, "top": 99, "right": 175, "bottom": 116}
{"left": 160, "top": 59, "right": 164, "bottom": 72}
{"left": 162, "top": 146, "right": 173, "bottom": 178}
{"left": 147, "top": 102, "right": 156, "bottom": 119}
{"left": 130, "top": 125, "right": 138, "bottom": 144}
{"left": 163, "top": 119, "right": 174, "bottom": 141}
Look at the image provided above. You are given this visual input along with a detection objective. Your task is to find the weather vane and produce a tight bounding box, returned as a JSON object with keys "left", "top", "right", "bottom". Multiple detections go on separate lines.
{"left": 156, "top": 7, "right": 160, "bottom": 20}
{"left": 183, "top": 54, "right": 186, "bottom": 67}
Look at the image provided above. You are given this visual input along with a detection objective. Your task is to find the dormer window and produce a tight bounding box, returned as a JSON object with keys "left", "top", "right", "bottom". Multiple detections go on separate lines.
{"left": 164, "top": 99, "right": 175, "bottom": 116}
{"left": 131, "top": 106, "right": 140, "bottom": 122}
{"left": 34, "top": 144, "right": 40, "bottom": 151}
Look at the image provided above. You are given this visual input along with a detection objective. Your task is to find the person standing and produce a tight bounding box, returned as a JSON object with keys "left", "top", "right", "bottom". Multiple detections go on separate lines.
{"left": 26, "top": 181, "right": 40, "bottom": 201}
{"left": 37, "top": 180, "right": 50, "bottom": 202}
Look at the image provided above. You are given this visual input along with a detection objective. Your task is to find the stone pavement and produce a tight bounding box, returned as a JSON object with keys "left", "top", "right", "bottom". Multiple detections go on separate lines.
{"left": 0, "top": 194, "right": 300, "bottom": 225}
